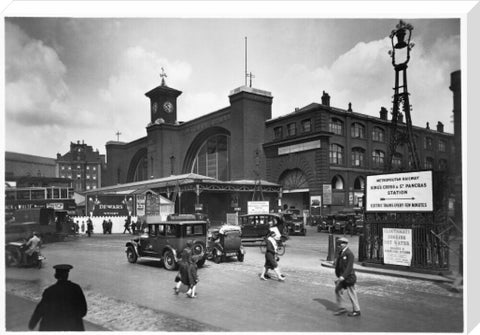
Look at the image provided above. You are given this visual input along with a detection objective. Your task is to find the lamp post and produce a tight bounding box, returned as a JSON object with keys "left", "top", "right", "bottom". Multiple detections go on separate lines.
{"left": 386, "top": 20, "right": 420, "bottom": 172}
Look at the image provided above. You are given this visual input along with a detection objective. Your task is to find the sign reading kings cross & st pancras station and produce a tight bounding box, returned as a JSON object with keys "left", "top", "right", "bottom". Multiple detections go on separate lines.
{"left": 365, "top": 170, "right": 433, "bottom": 212}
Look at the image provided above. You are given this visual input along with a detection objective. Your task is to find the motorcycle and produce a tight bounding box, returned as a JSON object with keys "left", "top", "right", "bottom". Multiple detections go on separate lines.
{"left": 5, "top": 241, "right": 45, "bottom": 269}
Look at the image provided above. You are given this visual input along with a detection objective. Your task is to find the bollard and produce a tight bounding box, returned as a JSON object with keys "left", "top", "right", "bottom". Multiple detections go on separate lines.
{"left": 358, "top": 233, "right": 365, "bottom": 261}
{"left": 326, "top": 234, "right": 336, "bottom": 261}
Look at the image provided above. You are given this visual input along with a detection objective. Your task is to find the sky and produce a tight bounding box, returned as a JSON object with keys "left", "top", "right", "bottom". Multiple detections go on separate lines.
{"left": 3, "top": 3, "right": 463, "bottom": 158}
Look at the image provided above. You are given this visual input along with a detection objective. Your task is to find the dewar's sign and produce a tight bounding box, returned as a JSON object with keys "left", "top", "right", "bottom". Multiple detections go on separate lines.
{"left": 93, "top": 195, "right": 128, "bottom": 216}
{"left": 366, "top": 171, "right": 433, "bottom": 212}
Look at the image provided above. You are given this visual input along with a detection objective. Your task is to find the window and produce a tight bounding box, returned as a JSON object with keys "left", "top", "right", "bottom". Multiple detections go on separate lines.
{"left": 351, "top": 148, "right": 365, "bottom": 167}
{"left": 353, "top": 176, "right": 365, "bottom": 190}
{"left": 439, "top": 159, "right": 448, "bottom": 171}
{"left": 274, "top": 126, "right": 283, "bottom": 140}
{"left": 86, "top": 175, "right": 90, "bottom": 180}
{"left": 424, "top": 157, "right": 434, "bottom": 169}
{"left": 330, "top": 144, "right": 344, "bottom": 165}
{"left": 93, "top": 175, "right": 97, "bottom": 180}
{"left": 68, "top": 166, "right": 71, "bottom": 170}
{"left": 329, "top": 118, "right": 344, "bottom": 135}
{"left": 86, "top": 185, "right": 90, "bottom": 190}
{"left": 185, "top": 224, "right": 205, "bottom": 236}
{"left": 287, "top": 123, "right": 297, "bottom": 136}
{"left": 192, "top": 134, "right": 230, "bottom": 180}
{"left": 61, "top": 166, "right": 65, "bottom": 170}
{"left": 332, "top": 175, "right": 344, "bottom": 190}
{"left": 392, "top": 153, "right": 403, "bottom": 169}
{"left": 372, "top": 150, "right": 385, "bottom": 168}
{"left": 372, "top": 127, "right": 385, "bottom": 142}
{"left": 77, "top": 165, "right": 81, "bottom": 169}
{"left": 77, "top": 174, "right": 81, "bottom": 179}
{"left": 149, "top": 225, "right": 159, "bottom": 236}
{"left": 166, "top": 225, "right": 177, "bottom": 237}
{"left": 438, "top": 139, "right": 446, "bottom": 152}
{"left": 301, "top": 119, "right": 312, "bottom": 133}
{"left": 93, "top": 166, "right": 97, "bottom": 171}
{"left": 351, "top": 123, "right": 365, "bottom": 139}
{"left": 424, "top": 137, "right": 433, "bottom": 150}
{"left": 86, "top": 166, "right": 90, "bottom": 170}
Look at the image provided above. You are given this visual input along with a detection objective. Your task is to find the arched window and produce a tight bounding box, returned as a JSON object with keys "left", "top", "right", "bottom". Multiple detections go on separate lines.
{"left": 133, "top": 155, "right": 148, "bottom": 182}
{"left": 351, "top": 122, "right": 365, "bottom": 138}
{"left": 192, "top": 134, "right": 230, "bottom": 180}
{"left": 372, "top": 150, "right": 385, "bottom": 169}
{"left": 329, "top": 118, "right": 344, "bottom": 135}
{"left": 351, "top": 147, "right": 365, "bottom": 167}
{"left": 279, "top": 169, "right": 309, "bottom": 191}
{"left": 353, "top": 176, "right": 365, "bottom": 190}
{"left": 372, "top": 127, "right": 385, "bottom": 142}
{"left": 332, "top": 175, "right": 344, "bottom": 190}
{"left": 330, "top": 144, "right": 344, "bottom": 165}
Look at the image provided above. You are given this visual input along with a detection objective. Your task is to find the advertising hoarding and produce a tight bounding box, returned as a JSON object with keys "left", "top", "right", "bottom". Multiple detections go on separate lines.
{"left": 383, "top": 228, "right": 413, "bottom": 266}
{"left": 247, "top": 201, "right": 270, "bottom": 214}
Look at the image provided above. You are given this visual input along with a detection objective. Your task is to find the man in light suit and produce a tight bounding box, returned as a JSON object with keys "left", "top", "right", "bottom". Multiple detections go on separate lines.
{"left": 333, "top": 237, "right": 361, "bottom": 317}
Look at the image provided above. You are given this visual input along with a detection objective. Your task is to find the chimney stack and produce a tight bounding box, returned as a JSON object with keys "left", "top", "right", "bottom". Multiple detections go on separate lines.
{"left": 426, "top": 122, "right": 430, "bottom": 130}
{"left": 321, "top": 91, "right": 330, "bottom": 107}
{"left": 437, "top": 121, "right": 444, "bottom": 133}
{"left": 348, "top": 102, "right": 352, "bottom": 112}
{"left": 379, "top": 107, "right": 388, "bottom": 120}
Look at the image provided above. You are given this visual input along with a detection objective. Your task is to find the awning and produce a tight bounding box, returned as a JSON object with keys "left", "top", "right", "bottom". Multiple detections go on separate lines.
{"left": 84, "top": 174, "right": 281, "bottom": 196}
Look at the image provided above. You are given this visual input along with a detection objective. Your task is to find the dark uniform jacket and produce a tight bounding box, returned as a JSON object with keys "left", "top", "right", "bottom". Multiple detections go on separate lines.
{"left": 29, "top": 280, "right": 87, "bottom": 331}
{"left": 334, "top": 247, "right": 357, "bottom": 287}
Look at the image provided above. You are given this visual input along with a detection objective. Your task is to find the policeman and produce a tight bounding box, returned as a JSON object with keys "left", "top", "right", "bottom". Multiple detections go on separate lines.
{"left": 28, "top": 264, "right": 88, "bottom": 331}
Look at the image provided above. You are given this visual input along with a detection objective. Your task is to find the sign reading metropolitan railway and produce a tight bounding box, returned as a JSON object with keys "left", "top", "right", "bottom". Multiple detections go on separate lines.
{"left": 365, "top": 170, "right": 433, "bottom": 212}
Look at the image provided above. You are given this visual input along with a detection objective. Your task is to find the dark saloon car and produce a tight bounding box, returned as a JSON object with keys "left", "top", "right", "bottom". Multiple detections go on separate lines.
{"left": 238, "top": 213, "right": 289, "bottom": 242}
{"left": 284, "top": 213, "right": 306, "bottom": 236}
{"left": 125, "top": 219, "right": 207, "bottom": 270}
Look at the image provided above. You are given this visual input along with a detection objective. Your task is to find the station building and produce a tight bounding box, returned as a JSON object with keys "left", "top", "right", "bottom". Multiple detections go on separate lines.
{"left": 92, "top": 73, "right": 457, "bottom": 222}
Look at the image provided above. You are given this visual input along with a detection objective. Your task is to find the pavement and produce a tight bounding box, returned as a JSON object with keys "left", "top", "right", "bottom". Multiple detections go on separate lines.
{"left": 5, "top": 293, "right": 108, "bottom": 331}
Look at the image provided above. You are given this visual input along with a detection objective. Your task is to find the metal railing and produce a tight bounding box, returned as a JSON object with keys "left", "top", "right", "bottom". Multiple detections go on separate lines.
{"left": 359, "top": 212, "right": 450, "bottom": 271}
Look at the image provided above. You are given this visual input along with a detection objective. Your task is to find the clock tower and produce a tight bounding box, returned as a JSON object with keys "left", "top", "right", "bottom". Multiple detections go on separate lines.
{"left": 145, "top": 69, "right": 182, "bottom": 124}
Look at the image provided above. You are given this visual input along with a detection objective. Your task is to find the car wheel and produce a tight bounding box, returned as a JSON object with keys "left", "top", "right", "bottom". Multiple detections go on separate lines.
{"left": 213, "top": 249, "right": 221, "bottom": 264}
{"left": 196, "top": 257, "right": 206, "bottom": 268}
{"left": 237, "top": 252, "right": 244, "bottom": 262}
{"left": 192, "top": 241, "right": 206, "bottom": 258}
{"left": 126, "top": 246, "right": 137, "bottom": 263}
{"left": 5, "top": 249, "right": 20, "bottom": 267}
{"left": 163, "top": 250, "right": 177, "bottom": 271}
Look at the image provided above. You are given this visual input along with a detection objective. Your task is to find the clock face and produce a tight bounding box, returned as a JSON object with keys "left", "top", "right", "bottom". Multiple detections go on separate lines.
{"left": 152, "top": 102, "right": 158, "bottom": 114}
{"left": 163, "top": 101, "right": 174, "bottom": 113}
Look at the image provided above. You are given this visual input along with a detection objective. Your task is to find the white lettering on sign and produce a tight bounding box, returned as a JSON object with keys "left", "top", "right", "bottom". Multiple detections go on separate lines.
{"left": 366, "top": 171, "right": 433, "bottom": 212}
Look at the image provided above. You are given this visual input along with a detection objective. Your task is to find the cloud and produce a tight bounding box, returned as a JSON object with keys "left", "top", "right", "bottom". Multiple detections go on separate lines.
{"left": 96, "top": 45, "right": 193, "bottom": 143}
{"left": 5, "top": 22, "right": 70, "bottom": 126}
{"left": 273, "top": 34, "right": 459, "bottom": 133}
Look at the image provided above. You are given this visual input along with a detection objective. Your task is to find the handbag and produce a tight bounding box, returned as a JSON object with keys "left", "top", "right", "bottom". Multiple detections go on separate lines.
{"left": 174, "top": 273, "right": 181, "bottom": 283}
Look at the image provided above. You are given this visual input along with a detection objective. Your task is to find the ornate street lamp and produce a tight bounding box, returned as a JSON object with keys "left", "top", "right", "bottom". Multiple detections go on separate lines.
{"left": 388, "top": 20, "right": 415, "bottom": 68}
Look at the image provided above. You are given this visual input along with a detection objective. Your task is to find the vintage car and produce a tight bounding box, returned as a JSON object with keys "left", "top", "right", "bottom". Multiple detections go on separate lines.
{"left": 284, "top": 213, "right": 306, "bottom": 236}
{"left": 207, "top": 224, "right": 245, "bottom": 263}
{"left": 125, "top": 219, "right": 207, "bottom": 270}
{"left": 238, "top": 213, "right": 289, "bottom": 242}
{"left": 317, "top": 214, "right": 334, "bottom": 232}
